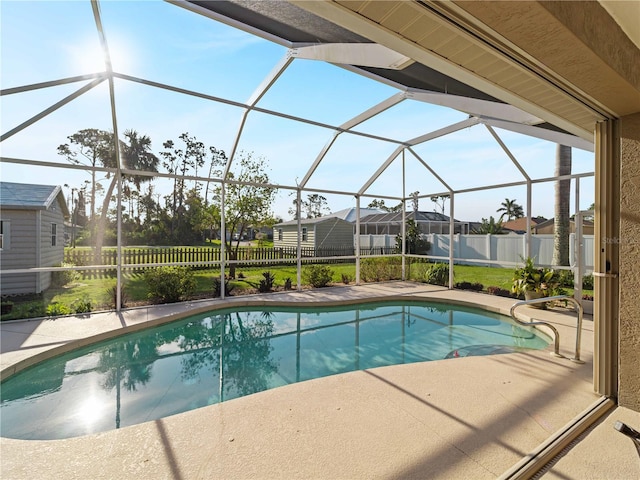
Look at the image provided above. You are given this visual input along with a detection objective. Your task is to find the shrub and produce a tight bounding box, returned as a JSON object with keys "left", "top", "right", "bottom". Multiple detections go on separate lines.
{"left": 406, "top": 259, "right": 431, "bottom": 282}
{"left": 144, "top": 266, "right": 196, "bottom": 303}
{"left": 212, "top": 277, "right": 234, "bottom": 297}
{"left": 283, "top": 277, "right": 293, "bottom": 290}
{"left": 258, "top": 271, "right": 276, "bottom": 293}
{"left": 71, "top": 296, "right": 92, "bottom": 314}
{"left": 360, "top": 257, "right": 402, "bottom": 282}
{"left": 424, "top": 263, "right": 450, "bottom": 286}
{"left": 512, "top": 257, "right": 559, "bottom": 296}
{"left": 582, "top": 274, "right": 594, "bottom": 290}
{"left": 51, "top": 262, "right": 79, "bottom": 288}
{"left": 341, "top": 273, "right": 353, "bottom": 284}
{"left": 46, "top": 301, "right": 71, "bottom": 316}
{"left": 487, "top": 286, "right": 513, "bottom": 297}
{"left": 454, "top": 281, "right": 484, "bottom": 291}
{"left": 556, "top": 270, "right": 574, "bottom": 288}
{"left": 107, "top": 283, "right": 129, "bottom": 309}
{"left": 303, "top": 265, "right": 334, "bottom": 288}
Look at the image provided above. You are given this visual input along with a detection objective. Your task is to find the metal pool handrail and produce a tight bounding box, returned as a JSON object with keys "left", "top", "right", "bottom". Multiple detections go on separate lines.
{"left": 510, "top": 295, "right": 584, "bottom": 364}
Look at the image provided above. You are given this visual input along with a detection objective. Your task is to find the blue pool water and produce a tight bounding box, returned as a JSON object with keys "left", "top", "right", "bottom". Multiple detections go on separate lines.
{"left": 0, "top": 301, "right": 548, "bottom": 440}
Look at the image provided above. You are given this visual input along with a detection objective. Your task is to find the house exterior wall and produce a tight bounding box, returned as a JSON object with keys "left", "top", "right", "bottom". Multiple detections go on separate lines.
{"left": 618, "top": 112, "right": 640, "bottom": 410}
{"left": 314, "top": 219, "right": 353, "bottom": 250}
{"left": 0, "top": 201, "right": 65, "bottom": 295}
{"left": 0, "top": 209, "right": 38, "bottom": 295}
{"left": 273, "top": 225, "right": 314, "bottom": 249}
{"left": 274, "top": 219, "right": 354, "bottom": 250}
{"left": 39, "top": 199, "right": 66, "bottom": 290}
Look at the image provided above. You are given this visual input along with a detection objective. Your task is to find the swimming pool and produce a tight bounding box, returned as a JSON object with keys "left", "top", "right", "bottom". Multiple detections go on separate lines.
{"left": 0, "top": 300, "right": 549, "bottom": 440}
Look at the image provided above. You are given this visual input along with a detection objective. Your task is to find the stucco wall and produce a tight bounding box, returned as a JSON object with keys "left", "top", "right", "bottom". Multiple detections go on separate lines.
{"left": 618, "top": 112, "right": 640, "bottom": 410}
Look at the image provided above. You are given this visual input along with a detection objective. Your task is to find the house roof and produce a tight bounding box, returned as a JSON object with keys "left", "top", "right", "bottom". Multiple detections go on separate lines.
{"left": 534, "top": 218, "right": 594, "bottom": 229}
{"left": 0, "top": 181, "right": 69, "bottom": 217}
{"left": 328, "top": 207, "right": 383, "bottom": 223}
{"left": 359, "top": 210, "right": 456, "bottom": 224}
{"left": 500, "top": 217, "right": 544, "bottom": 233}
{"left": 275, "top": 216, "right": 352, "bottom": 227}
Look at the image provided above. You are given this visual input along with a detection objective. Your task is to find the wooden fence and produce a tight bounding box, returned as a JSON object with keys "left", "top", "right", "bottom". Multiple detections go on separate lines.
{"left": 64, "top": 246, "right": 397, "bottom": 278}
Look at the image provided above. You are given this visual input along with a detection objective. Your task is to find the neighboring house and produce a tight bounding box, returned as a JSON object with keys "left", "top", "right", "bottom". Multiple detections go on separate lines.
{"left": 533, "top": 218, "right": 594, "bottom": 235}
{"left": 329, "top": 207, "right": 383, "bottom": 222}
{"left": 500, "top": 217, "right": 546, "bottom": 234}
{"left": 273, "top": 217, "right": 354, "bottom": 251}
{"left": 0, "top": 182, "right": 69, "bottom": 295}
{"left": 359, "top": 211, "right": 470, "bottom": 235}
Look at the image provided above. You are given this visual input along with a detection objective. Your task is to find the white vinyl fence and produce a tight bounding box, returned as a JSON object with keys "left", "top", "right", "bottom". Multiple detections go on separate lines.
{"left": 359, "top": 233, "right": 594, "bottom": 270}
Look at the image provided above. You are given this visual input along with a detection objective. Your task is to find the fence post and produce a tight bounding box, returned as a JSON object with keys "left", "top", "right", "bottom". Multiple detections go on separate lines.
{"left": 486, "top": 234, "right": 492, "bottom": 265}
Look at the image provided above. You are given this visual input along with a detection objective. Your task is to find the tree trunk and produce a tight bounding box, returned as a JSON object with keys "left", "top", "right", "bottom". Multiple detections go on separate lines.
{"left": 553, "top": 144, "right": 572, "bottom": 266}
{"left": 94, "top": 175, "right": 117, "bottom": 264}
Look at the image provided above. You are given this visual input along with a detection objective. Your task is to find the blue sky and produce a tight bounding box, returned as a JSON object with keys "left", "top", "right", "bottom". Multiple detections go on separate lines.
{"left": 0, "top": 0, "right": 595, "bottom": 222}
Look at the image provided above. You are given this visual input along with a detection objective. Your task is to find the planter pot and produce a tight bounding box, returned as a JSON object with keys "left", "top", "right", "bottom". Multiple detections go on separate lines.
{"left": 524, "top": 290, "right": 547, "bottom": 309}
{"left": 581, "top": 299, "right": 594, "bottom": 315}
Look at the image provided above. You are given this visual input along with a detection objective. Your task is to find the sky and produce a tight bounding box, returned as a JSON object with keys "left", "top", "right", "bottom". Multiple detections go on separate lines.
{"left": 0, "top": 0, "right": 595, "bottom": 223}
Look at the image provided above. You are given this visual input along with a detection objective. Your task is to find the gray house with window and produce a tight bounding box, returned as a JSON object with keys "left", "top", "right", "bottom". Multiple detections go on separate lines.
{"left": 274, "top": 216, "right": 354, "bottom": 253}
{"left": 0, "top": 182, "right": 69, "bottom": 295}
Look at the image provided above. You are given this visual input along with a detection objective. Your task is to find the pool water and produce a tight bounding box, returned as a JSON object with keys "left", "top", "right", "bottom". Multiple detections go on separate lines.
{"left": 0, "top": 301, "right": 548, "bottom": 440}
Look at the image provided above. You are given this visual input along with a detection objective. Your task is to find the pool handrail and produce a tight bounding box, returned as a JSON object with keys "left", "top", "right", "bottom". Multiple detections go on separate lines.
{"left": 510, "top": 295, "right": 584, "bottom": 364}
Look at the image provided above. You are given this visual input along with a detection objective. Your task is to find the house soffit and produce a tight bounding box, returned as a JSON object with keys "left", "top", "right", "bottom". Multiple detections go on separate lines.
{"left": 290, "top": 0, "right": 639, "bottom": 140}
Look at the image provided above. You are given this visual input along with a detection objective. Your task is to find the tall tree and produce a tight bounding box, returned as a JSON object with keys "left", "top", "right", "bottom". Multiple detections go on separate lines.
{"left": 430, "top": 195, "right": 449, "bottom": 214}
{"left": 410, "top": 191, "right": 419, "bottom": 213}
{"left": 94, "top": 130, "right": 159, "bottom": 261}
{"left": 288, "top": 194, "right": 330, "bottom": 219}
{"left": 160, "top": 133, "right": 206, "bottom": 227}
{"left": 496, "top": 198, "right": 524, "bottom": 222}
{"left": 121, "top": 129, "right": 160, "bottom": 190}
{"left": 205, "top": 146, "right": 227, "bottom": 207}
{"left": 76, "top": 188, "right": 88, "bottom": 226}
{"left": 553, "top": 145, "right": 572, "bottom": 266}
{"left": 57, "top": 128, "right": 116, "bottom": 225}
{"left": 395, "top": 218, "right": 430, "bottom": 254}
{"left": 366, "top": 199, "right": 402, "bottom": 212}
{"left": 211, "top": 151, "right": 277, "bottom": 278}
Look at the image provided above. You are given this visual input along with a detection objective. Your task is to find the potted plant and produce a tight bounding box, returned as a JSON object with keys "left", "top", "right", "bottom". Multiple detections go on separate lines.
{"left": 581, "top": 294, "right": 594, "bottom": 315}
{"left": 511, "top": 257, "right": 559, "bottom": 308}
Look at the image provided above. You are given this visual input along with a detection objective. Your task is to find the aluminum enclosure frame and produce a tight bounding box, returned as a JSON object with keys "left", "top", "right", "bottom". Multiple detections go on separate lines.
{"left": 0, "top": 0, "right": 594, "bottom": 305}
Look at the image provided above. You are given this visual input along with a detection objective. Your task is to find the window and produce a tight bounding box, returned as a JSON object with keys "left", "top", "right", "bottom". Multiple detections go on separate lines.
{"left": 278, "top": 228, "right": 282, "bottom": 241}
{"left": 302, "top": 227, "right": 308, "bottom": 242}
{"left": 51, "top": 223, "right": 57, "bottom": 247}
{"left": 0, "top": 220, "right": 5, "bottom": 250}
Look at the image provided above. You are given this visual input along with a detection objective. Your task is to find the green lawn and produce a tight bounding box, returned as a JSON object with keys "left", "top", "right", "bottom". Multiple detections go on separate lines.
{"left": 0, "top": 261, "right": 591, "bottom": 321}
{"left": 453, "top": 264, "right": 514, "bottom": 290}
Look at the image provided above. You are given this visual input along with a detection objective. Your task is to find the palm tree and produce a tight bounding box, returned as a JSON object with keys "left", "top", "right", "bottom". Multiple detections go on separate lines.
{"left": 94, "top": 130, "right": 159, "bottom": 262}
{"left": 121, "top": 129, "right": 160, "bottom": 190}
{"left": 552, "top": 144, "right": 572, "bottom": 266}
{"left": 497, "top": 198, "right": 524, "bottom": 222}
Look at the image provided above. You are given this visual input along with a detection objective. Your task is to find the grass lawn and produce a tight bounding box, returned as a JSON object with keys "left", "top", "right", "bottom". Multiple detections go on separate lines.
{"left": 1, "top": 262, "right": 591, "bottom": 321}
{"left": 454, "top": 264, "right": 514, "bottom": 290}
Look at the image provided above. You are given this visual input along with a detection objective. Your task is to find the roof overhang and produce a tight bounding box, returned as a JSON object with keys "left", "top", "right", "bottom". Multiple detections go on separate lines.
{"left": 178, "top": 1, "right": 638, "bottom": 144}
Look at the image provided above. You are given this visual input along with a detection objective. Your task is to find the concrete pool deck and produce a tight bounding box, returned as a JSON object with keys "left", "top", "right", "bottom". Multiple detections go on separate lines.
{"left": 1, "top": 282, "right": 638, "bottom": 479}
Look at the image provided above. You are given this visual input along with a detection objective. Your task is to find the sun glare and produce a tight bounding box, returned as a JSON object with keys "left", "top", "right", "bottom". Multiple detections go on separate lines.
{"left": 77, "top": 395, "right": 107, "bottom": 427}
{"left": 69, "top": 38, "right": 130, "bottom": 75}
